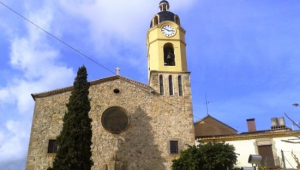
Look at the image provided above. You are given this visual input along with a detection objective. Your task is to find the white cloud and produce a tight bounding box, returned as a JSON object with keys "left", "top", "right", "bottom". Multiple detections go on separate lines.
{"left": 0, "top": 120, "right": 29, "bottom": 169}
{"left": 0, "top": 4, "right": 74, "bottom": 114}
{"left": 0, "top": 0, "right": 197, "bottom": 168}
{"left": 58, "top": 0, "right": 196, "bottom": 59}
{"left": 0, "top": 1, "right": 74, "bottom": 168}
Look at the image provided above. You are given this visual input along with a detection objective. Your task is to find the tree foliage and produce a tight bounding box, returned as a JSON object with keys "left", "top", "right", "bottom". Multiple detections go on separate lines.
{"left": 48, "top": 66, "right": 93, "bottom": 170}
{"left": 172, "top": 142, "right": 237, "bottom": 170}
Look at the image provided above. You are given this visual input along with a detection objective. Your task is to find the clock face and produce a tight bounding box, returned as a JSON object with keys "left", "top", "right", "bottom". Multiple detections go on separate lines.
{"left": 161, "top": 25, "right": 176, "bottom": 37}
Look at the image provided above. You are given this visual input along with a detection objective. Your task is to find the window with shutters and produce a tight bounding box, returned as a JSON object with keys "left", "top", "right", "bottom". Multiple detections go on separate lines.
{"left": 258, "top": 145, "right": 275, "bottom": 167}
{"left": 170, "top": 141, "right": 178, "bottom": 154}
{"left": 48, "top": 140, "right": 57, "bottom": 153}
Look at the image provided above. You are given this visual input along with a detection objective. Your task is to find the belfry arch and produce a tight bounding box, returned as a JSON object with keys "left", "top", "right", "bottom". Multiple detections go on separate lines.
{"left": 174, "top": 15, "right": 180, "bottom": 25}
{"left": 163, "top": 43, "right": 175, "bottom": 66}
{"left": 153, "top": 15, "right": 159, "bottom": 26}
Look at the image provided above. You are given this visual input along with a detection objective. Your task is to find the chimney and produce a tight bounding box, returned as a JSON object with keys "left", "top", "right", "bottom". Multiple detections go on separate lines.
{"left": 247, "top": 118, "right": 257, "bottom": 132}
{"left": 271, "top": 117, "right": 278, "bottom": 127}
{"left": 271, "top": 117, "right": 286, "bottom": 130}
{"left": 278, "top": 117, "right": 286, "bottom": 126}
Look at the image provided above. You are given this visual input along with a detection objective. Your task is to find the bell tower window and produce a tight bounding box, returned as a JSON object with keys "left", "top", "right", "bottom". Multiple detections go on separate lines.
{"left": 169, "top": 75, "right": 173, "bottom": 95}
{"left": 178, "top": 75, "right": 183, "bottom": 96}
{"left": 175, "top": 15, "right": 181, "bottom": 25}
{"left": 159, "top": 75, "right": 164, "bottom": 95}
{"left": 153, "top": 16, "right": 159, "bottom": 26}
{"left": 164, "top": 43, "right": 175, "bottom": 66}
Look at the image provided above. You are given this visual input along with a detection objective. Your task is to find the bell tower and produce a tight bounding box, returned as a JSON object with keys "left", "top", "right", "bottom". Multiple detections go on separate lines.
{"left": 147, "top": 0, "right": 190, "bottom": 97}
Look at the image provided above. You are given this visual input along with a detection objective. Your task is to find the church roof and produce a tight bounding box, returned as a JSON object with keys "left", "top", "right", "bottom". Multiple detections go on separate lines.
{"left": 158, "top": 11, "right": 176, "bottom": 23}
{"left": 194, "top": 115, "right": 238, "bottom": 132}
{"left": 31, "top": 75, "right": 154, "bottom": 100}
{"left": 150, "top": 11, "right": 176, "bottom": 28}
{"left": 150, "top": 0, "right": 177, "bottom": 28}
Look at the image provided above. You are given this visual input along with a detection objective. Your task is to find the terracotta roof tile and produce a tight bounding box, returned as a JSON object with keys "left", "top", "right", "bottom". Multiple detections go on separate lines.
{"left": 194, "top": 115, "right": 237, "bottom": 132}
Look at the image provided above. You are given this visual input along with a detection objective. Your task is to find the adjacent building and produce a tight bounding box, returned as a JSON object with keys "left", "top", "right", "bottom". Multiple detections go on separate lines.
{"left": 196, "top": 117, "right": 300, "bottom": 169}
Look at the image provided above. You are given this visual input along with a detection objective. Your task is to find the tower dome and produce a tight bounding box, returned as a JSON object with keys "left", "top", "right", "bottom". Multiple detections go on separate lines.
{"left": 150, "top": 1, "right": 180, "bottom": 28}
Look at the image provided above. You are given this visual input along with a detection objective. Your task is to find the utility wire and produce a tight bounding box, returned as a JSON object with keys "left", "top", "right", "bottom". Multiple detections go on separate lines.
{"left": 0, "top": 1, "right": 192, "bottom": 117}
{"left": 0, "top": 1, "right": 115, "bottom": 75}
{"left": 0, "top": 1, "right": 230, "bottom": 134}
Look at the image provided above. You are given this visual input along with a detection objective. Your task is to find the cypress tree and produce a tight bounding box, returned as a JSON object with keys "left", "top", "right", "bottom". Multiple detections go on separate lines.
{"left": 48, "top": 66, "right": 93, "bottom": 170}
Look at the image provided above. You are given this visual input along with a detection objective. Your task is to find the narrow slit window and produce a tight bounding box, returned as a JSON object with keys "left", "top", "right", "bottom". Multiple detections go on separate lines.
{"left": 153, "top": 16, "right": 158, "bottom": 26}
{"left": 169, "top": 75, "right": 173, "bottom": 95}
{"left": 178, "top": 75, "right": 183, "bottom": 96}
{"left": 170, "top": 141, "right": 178, "bottom": 154}
{"left": 48, "top": 140, "right": 57, "bottom": 153}
{"left": 159, "top": 75, "right": 164, "bottom": 95}
{"left": 175, "top": 15, "right": 181, "bottom": 25}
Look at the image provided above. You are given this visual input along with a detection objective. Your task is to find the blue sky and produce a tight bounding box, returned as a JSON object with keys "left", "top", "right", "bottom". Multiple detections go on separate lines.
{"left": 0, "top": 0, "right": 300, "bottom": 169}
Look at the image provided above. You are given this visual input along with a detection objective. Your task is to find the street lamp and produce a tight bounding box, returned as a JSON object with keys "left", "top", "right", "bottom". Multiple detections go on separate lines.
{"left": 248, "top": 154, "right": 262, "bottom": 170}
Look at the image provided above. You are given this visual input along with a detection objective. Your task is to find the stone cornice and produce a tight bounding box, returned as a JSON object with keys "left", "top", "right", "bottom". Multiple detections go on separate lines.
{"left": 149, "top": 70, "right": 191, "bottom": 74}
{"left": 197, "top": 130, "right": 300, "bottom": 142}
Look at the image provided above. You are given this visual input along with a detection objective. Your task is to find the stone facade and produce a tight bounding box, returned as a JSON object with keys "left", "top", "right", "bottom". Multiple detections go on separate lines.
{"left": 26, "top": 76, "right": 195, "bottom": 170}
{"left": 26, "top": 1, "right": 195, "bottom": 169}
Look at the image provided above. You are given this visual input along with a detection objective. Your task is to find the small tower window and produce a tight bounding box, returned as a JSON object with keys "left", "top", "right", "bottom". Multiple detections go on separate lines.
{"left": 164, "top": 43, "right": 175, "bottom": 66}
{"left": 170, "top": 141, "right": 179, "bottom": 154}
{"left": 153, "top": 16, "right": 158, "bottom": 26}
{"left": 48, "top": 140, "right": 57, "bottom": 153}
{"left": 178, "top": 75, "right": 183, "bottom": 96}
{"left": 169, "top": 75, "right": 173, "bottom": 95}
{"left": 175, "top": 15, "right": 181, "bottom": 25}
{"left": 159, "top": 75, "right": 164, "bottom": 95}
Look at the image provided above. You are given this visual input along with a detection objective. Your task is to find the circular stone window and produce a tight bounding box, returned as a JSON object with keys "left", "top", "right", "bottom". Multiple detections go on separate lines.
{"left": 101, "top": 107, "right": 129, "bottom": 134}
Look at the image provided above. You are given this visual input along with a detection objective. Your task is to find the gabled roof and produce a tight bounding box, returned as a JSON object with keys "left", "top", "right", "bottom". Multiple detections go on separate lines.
{"left": 194, "top": 115, "right": 237, "bottom": 132}
{"left": 31, "top": 75, "right": 154, "bottom": 100}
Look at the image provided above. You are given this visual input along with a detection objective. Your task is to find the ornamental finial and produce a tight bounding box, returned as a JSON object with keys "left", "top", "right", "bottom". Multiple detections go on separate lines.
{"left": 159, "top": 0, "right": 170, "bottom": 12}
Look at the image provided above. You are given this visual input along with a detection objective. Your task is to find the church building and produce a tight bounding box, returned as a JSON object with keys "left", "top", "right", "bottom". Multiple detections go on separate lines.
{"left": 26, "top": 1, "right": 195, "bottom": 170}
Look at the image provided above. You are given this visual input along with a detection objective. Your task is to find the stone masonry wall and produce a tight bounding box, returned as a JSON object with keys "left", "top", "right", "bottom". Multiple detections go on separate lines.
{"left": 26, "top": 77, "right": 194, "bottom": 170}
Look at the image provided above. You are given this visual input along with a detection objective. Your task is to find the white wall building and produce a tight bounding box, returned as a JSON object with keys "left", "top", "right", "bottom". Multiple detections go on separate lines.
{"left": 196, "top": 118, "right": 300, "bottom": 169}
